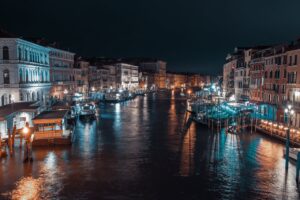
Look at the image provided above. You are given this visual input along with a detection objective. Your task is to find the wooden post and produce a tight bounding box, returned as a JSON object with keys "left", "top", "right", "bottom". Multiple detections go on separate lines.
{"left": 8, "top": 128, "right": 13, "bottom": 155}
{"left": 12, "top": 125, "right": 16, "bottom": 147}
{"left": 0, "top": 134, "right": 2, "bottom": 157}
{"left": 296, "top": 152, "right": 300, "bottom": 183}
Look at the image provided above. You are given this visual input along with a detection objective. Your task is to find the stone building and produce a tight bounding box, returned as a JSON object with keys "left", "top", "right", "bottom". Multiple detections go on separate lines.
{"left": 139, "top": 60, "right": 166, "bottom": 88}
{"left": 48, "top": 47, "right": 75, "bottom": 100}
{"left": 0, "top": 36, "right": 51, "bottom": 107}
{"left": 114, "top": 63, "right": 139, "bottom": 90}
{"left": 74, "top": 57, "right": 90, "bottom": 96}
{"left": 285, "top": 41, "right": 300, "bottom": 127}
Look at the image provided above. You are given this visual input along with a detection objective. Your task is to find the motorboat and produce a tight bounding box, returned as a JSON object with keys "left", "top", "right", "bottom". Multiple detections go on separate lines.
{"left": 283, "top": 148, "right": 300, "bottom": 161}
{"left": 79, "top": 103, "right": 96, "bottom": 119}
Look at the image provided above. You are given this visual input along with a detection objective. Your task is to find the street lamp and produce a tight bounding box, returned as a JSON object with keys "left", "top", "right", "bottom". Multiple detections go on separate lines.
{"left": 187, "top": 89, "right": 192, "bottom": 97}
{"left": 284, "top": 105, "right": 295, "bottom": 171}
{"left": 22, "top": 123, "right": 33, "bottom": 162}
{"left": 22, "top": 126, "right": 29, "bottom": 136}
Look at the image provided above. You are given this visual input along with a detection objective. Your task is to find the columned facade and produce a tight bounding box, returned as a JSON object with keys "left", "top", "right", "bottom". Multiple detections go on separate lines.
{"left": 0, "top": 38, "right": 51, "bottom": 107}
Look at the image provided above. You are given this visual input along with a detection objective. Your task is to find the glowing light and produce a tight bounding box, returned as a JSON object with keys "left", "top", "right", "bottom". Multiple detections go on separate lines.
{"left": 288, "top": 105, "right": 292, "bottom": 110}
{"left": 63, "top": 89, "right": 68, "bottom": 94}
{"left": 229, "top": 95, "right": 235, "bottom": 102}
{"left": 23, "top": 127, "right": 29, "bottom": 135}
{"left": 295, "top": 91, "right": 300, "bottom": 97}
{"left": 291, "top": 110, "right": 295, "bottom": 115}
{"left": 285, "top": 108, "right": 288, "bottom": 113}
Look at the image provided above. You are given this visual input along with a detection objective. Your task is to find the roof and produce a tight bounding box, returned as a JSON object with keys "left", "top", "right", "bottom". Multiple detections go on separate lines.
{"left": 0, "top": 102, "right": 39, "bottom": 121}
{"left": 33, "top": 110, "right": 69, "bottom": 120}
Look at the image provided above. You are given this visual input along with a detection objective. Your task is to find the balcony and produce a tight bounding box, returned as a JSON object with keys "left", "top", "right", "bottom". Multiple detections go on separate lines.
{"left": 0, "top": 59, "right": 49, "bottom": 67}
{"left": 19, "top": 81, "right": 51, "bottom": 88}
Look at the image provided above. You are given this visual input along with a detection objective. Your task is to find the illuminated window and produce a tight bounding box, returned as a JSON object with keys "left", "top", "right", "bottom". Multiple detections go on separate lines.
{"left": 3, "top": 69, "right": 9, "bottom": 84}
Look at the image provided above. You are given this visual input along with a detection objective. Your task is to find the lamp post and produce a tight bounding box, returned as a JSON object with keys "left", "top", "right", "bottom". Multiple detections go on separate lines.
{"left": 285, "top": 104, "right": 294, "bottom": 171}
{"left": 22, "top": 122, "right": 33, "bottom": 163}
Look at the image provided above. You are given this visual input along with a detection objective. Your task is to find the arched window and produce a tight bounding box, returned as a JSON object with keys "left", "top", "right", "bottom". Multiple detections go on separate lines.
{"left": 3, "top": 69, "right": 10, "bottom": 84}
{"left": 24, "top": 49, "right": 28, "bottom": 61}
{"left": 1, "top": 95, "right": 4, "bottom": 106}
{"left": 3, "top": 46, "right": 9, "bottom": 60}
{"left": 26, "top": 69, "right": 29, "bottom": 82}
{"left": 32, "top": 92, "right": 35, "bottom": 101}
{"left": 18, "top": 47, "right": 22, "bottom": 60}
{"left": 19, "top": 68, "right": 23, "bottom": 83}
{"left": 20, "top": 92, "right": 24, "bottom": 101}
{"left": 26, "top": 93, "right": 30, "bottom": 101}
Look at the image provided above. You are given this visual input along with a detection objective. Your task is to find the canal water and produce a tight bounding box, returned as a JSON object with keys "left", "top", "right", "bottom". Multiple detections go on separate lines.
{"left": 0, "top": 91, "right": 300, "bottom": 199}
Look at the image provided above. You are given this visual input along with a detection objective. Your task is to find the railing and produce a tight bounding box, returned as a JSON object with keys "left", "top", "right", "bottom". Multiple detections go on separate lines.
{"left": 0, "top": 59, "right": 49, "bottom": 67}
{"left": 19, "top": 82, "right": 51, "bottom": 88}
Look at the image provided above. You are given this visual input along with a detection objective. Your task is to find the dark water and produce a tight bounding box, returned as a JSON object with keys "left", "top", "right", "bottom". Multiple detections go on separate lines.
{"left": 1, "top": 91, "right": 300, "bottom": 200}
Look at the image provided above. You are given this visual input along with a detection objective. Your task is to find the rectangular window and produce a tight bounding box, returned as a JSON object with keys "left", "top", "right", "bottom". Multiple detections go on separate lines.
{"left": 295, "top": 55, "right": 298, "bottom": 65}
{"left": 283, "top": 56, "right": 287, "bottom": 64}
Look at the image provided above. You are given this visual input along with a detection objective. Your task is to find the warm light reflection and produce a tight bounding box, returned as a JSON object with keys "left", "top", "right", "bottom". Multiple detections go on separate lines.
{"left": 11, "top": 177, "right": 41, "bottom": 200}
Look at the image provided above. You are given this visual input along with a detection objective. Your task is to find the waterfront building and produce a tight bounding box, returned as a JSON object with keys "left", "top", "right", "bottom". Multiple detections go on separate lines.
{"left": 262, "top": 45, "right": 288, "bottom": 122}
{"left": 286, "top": 40, "right": 300, "bottom": 127}
{"left": 48, "top": 47, "right": 75, "bottom": 100}
{"left": 139, "top": 70, "right": 156, "bottom": 90}
{"left": 114, "top": 63, "right": 139, "bottom": 90}
{"left": 0, "top": 102, "right": 40, "bottom": 138}
{"left": 0, "top": 34, "right": 51, "bottom": 107}
{"left": 233, "top": 48, "right": 251, "bottom": 101}
{"left": 223, "top": 51, "right": 238, "bottom": 98}
{"left": 74, "top": 57, "right": 90, "bottom": 96}
{"left": 139, "top": 60, "right": 167, "bottom": 88}
{"left": 103, "top": 65, "right": 117, "bottom": 90}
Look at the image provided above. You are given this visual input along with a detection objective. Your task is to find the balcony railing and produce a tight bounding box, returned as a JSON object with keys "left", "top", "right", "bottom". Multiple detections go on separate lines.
{"left": 0, "top": 59, "right": 49, "bottom": 67}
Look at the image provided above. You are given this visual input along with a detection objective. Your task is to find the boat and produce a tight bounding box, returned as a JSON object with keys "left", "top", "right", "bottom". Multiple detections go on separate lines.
{"left": 101, "top": 91, "right": 137, "bottom": 103}
{"left": 227, "top": 125, "right": 237, "bottom": 134}
{"left": 283, "top": 148, "right": 300, "bottom": 161}
{"left": 32, "top": 110, "right": 74, "bottom": 146}
{"left": 79, "top": 103, "right": 96, "bottom": 119}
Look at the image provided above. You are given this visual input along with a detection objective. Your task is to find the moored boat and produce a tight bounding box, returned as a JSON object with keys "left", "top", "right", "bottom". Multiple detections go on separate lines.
{"left": 283, "top": 148, "right": 300, "bottom": 161}
{"left": 32, "top": 110, "right": 74, "bottom": 146}
{"left": 79, "top": 103, "right": 96, "bottom": 119}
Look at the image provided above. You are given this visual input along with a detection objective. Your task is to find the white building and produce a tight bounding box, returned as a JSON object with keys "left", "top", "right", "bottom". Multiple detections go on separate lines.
{"left": 115, "top": 63, "right": 139, "bottom": 90}
{"left": 0, "top": 37, "right": 51, "bottom": 107}
{"left": 74, "top": 58, "right": 90, "bottom": 95}
{"left": 49, "top": 47, "right": 75, "bottom": 100}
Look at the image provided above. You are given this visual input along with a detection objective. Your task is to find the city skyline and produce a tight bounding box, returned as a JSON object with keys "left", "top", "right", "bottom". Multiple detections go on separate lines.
{"left": 2, "top": 0, "right": 300, "bottom": 75}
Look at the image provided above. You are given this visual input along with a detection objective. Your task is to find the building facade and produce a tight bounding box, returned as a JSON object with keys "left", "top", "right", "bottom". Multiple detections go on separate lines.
{"left": 0, "top": 38, "right": 51, "bottom": 107}
{"left": 74, "top": 58, "right": 90, "bottom": 95}
{"left": 139, "top": 60, "right": 166, "bottom": 88}
{"left": 49, "top": 47, "right": 75, "bottom": 100}
{"left": 115, "top": 63, "right": 139, "bottom": 90}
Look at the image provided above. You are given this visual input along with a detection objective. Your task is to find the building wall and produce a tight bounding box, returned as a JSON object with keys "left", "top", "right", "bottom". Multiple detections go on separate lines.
{"left": 49, "top": 47, "right": 75, "bottom": 100}
{"left": 223, "top": 59, "right": 236, "bottom": 97}
{"left": 0, "top": 38, "right": 51, "bottom": 107}
{"left": 140, "top": 61, "right": 166, "bottom": 88}
{"left": 115, "top": 63, "right": 139, "bottom": 90}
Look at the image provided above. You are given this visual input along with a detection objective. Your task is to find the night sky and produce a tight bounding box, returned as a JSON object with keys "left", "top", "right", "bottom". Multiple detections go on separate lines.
{"left": 1, "top": 0, "right": 300, "bottom": 75}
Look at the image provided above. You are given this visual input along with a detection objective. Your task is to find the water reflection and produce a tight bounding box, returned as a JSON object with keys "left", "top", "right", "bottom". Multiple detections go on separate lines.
{"left": 1, "top": 92, "right": 300, "bottom": 199}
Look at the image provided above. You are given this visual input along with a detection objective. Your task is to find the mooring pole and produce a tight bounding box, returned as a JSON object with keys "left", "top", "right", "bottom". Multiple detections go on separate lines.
{"left": 296, "top": 152, "right": 300, "bottom": 184}
{"left": 285, "top": 116, "right": 291, "bottom": 171}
